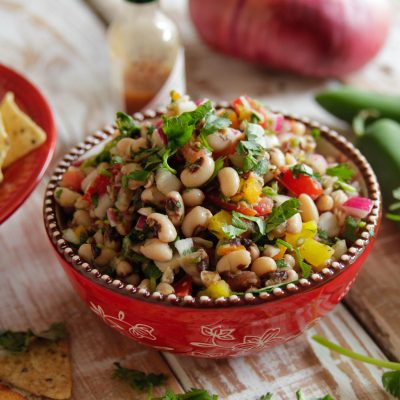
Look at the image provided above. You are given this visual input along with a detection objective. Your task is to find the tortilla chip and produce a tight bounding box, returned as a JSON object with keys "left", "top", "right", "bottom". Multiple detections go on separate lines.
{"left": 0, "top": 339, "right": 72, "bottom": 400}
{"left": 0, "top": 92, "right": 46, "bottom": 168}
{"left": 0, "top": 112, "right": 10, "bottom": 182}
{"left": 0, "top": 384, "right": 27, "bottom": 400}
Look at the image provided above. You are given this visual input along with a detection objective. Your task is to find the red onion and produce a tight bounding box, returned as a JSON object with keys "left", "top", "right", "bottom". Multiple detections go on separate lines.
{"left": 189, "top": 0, "right": 390, "bottom": 77}
{"left": 155, "top": 128, "right": 167, "bottom": 145}
{"left": 107, "top": 209, "right": 118, "bottom": 227}
{"left": 135, "top": 215, "right": 147, "bottom": 231}
{"left": 342, "top": 196, "right": 373, "bottom": 219}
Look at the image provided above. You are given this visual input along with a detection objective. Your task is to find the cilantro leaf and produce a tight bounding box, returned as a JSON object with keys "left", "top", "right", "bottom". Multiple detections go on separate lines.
{"left": 296, "top": 389, "right": 334, "bottom": 400}
{"left": 326, "top": 163, "right": 355, "bottom": 181}
{"left": 262, "top": 181, "right": 278, "bottom": 197}
{"left": 116, "top": 112, "right": 141, "bottom": 137}
{"left": 113, "top": 362, "right": 166, "bottom": 392}
{"left": 0, "top": 330, "right": 34, "bottom": 352}
{"left": 199, "top": 113, "right": 231, "bottom": 149}
{"left": 153, "top": 388, "right": 219, "bottom": 400}
{"left": 126, "top": 170, "right": 151, "bottom": 182}
{"left": 143, "top": 263, "right": 162, "bottom": 292}
{"left": 233, "top": 211, "right": 267, "bottom": 235}
{"left": 311, "top": 128, "right": 321, "bottom": 140}
{"left": 294, "top": 248, "right": 312, "bottom": 278}
{"left": 265, "top": 199, "right": 300, "bottom": 233}
{"left": 344, "top": 216, "right": 359, "bottom": 242}
{"left": 163, "top": 101, "right": 212, "bottom": 149}
{"left": 382, "top": 370, "right": 400, "bottom": 398}
{"left": 0, "top": 322, "right": 68, "bottom": 353}
{"left": 36, "top": 322, "right": 68, "bottom": 341}
{"left": 276, "top": 259, "right": 288, "bottom": 268}
{"left": 335, "top": 179, "right": 357, "bottom": 193}
{"left": 222, "top": 224, "right": 247, "bottom": 239}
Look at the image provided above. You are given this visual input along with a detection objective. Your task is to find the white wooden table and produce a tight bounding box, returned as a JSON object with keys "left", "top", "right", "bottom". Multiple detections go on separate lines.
{"left": 0, "top": 1, "right": 399, "bottom": 399}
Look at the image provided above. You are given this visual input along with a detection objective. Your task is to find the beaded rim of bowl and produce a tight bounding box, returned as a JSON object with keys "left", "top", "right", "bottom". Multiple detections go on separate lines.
{"left": 43, "top": 104, "right": 381, "bottom": 308}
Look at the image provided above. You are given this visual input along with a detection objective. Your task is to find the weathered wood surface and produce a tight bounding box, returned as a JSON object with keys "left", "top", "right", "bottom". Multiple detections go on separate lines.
{"left": 0, "top": 0, "right": 399, "bottom": 399}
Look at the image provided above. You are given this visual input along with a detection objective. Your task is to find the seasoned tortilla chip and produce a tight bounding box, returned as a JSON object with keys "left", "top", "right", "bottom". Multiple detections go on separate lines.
{"left": 0, "top": 92, "right": 46, "bottom": 168}
{"left": 0, "top": 112, "right": 10, "bottom": 182}
{"left": 0, "top": 339, "right": 71, "bottom": 400}
{"left": 0, "top": 384, "right": 27, "bottom": 400}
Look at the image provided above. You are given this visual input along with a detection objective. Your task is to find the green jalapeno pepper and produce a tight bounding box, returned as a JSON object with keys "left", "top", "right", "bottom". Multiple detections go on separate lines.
{"left": 355, "top": 118, "right": 400, "bottom": 205}
{"left": 316, "top": 87, "right": 400, "bottom": 124}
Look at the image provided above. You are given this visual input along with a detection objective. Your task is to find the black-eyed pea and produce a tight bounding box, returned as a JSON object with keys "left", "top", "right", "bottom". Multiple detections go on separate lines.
{"left": 72, "top": 210, "right": 92, "bottom": 228}
{"left": 138, "top": 279, "right": 150, "bottom": 290}
{"left": 181, "top": 206, "right": 213, "bottom": 237}
{"left": 262, "top": 245, "right": 280, "bottom": 258}
{"left": 331, "top": 190, "right": 348, "bottom": 208}
{"left": 155, "top": 168, "right": 182, "bottom": 196}
{"left": 269, "top": 148, "right": 285, "bottom": 168}
{"left": 93, "top": 229, "right": 104, "bottom": 244}
{"left": 285, "top": 153, "right": 297, "bottom": 167}
{"left": 318, "top": 211, "right": 340, "bottom": 237}
{"left": 121, "top": 163, "right": 146, "bottom": 190}
{"left": 78, "top": 243, "right": 93, "bottom": 262}
{"left": 140, "top": 239, "right": 173, "bottom": 262}
{"left": 147, "top": 213, "right": 177, "bottom": 243}
{"left": 93, "top": 193, "right": 113, "bottom": 219}
{"left": 115, "top": 188, "right": 133, "bottom": 212}
{"left": 218, "top": 167, "right": 240, "bottom": 197}
{"left": 125, "top": 273, "right": 141, "bottom": 286}
{"left": 286, "top": 213, "right": 302, "bottom": 234}
{"left": 182, "top": 188, "right": 205, "bottom": 207}
{"left": 251, "top": 257, "right": 277, "bottom": 277}
{"left": 54, "top": 187, "right": 81, "bottom": 208}
{"left": 248, "top": 244, "right": 260, "bottom": 261}
{"left": 286, "top": 269, "right": 299, "bottom": 281}
{"left": 283, "top": 254, "right": 295, "bottom": 268}
{"left": 292, "top": 121, "right": 306, "bottom": 135}
{"left": 200, "top": 271, "right": 221, "bottom": 287}
{"left": 166, "top": 191, "right": 185, "bottom": 226}
{"left": 115, "top": 259, "right": 133, "bottom": 277}
{"left": 141, "top": 187, "right": 166, "bottom": 207}
{"left": 206, "top": 129, "right": 232, "bottom": 152}
{"left": 316, "top": 194, "right": 334, "bottom": 212}
{"left": 299, "top": 193, "right": 319, "bottom": 222}
{"left": 216, "top": 249, "right": 251, "bottom": 274}
{"left": 116, "top": 137, "right": 147, "bottom": 158}
{"left": 95, "top": 248, "right": 117, "bottom": 267}
{"left": 156, "top": 282, "right": 175, "bottom": 295}
{"left": 180, "top": 154, "right": 215, "bottom": 187}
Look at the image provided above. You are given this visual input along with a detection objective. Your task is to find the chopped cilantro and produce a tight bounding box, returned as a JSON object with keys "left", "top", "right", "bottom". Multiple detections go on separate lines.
{"left": 126, "top": 170, "right": 151, "bottom": 182}
{"left": 262, "top": 181, "right": 278, "bottom": 197}
{"left": 91, "top": 193, "right": 99, "bottom": 207}
{"left": 116, "top": 112, "right": 141, "bottom": 138}
{"left": 143, "top": 263, "right": 162, "bottom": 292}
{"left": 344, "top": 216, "right": 359, "bottom": 242}
{"left": 326, "top": 163, "right": 355, "bottom": 181}
{"left": 113, "top": 362, "right": 166, "bottom": 392}
{"left": 276, "top": 259, "right": 288, "bottom": 269}
{"left": 55, "top": 188, "right": 62, "bottom": 199}
{"left": 291, "top": 163, "right": 314, "bottom": 178}
{"left": 265, "top": 199, "right": 300, "bottom": 233}
{"left": 198, "top": 113, "right": 231, "bottom": 149}
{"left": 233, "top": 211, "right": 267, "bottom": 235}
{"left": 275, "top": 238, "right": 294, "bottom": 251}
{"left": 99, "top": 168, "right": 112, "bottom": 177}
{"left": 311, "top": 128, "right": 321, "bottom": 140}
{"left": 294, "top": 248, "right": 312, "bottom": 278}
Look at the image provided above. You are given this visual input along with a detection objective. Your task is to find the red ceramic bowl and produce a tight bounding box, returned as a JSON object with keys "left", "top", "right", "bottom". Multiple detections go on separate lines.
{"left": 0, "top": 64, "right": 57, "bottom": 224}
{"left": 43, "top": 108, "right": 381, "bottom": 358}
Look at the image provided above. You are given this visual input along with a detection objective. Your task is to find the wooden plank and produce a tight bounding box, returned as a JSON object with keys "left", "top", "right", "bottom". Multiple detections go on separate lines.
{"left": 165, "top": 305, "right": 390, "bottom": 400}
{"left": 0, "top": 1, "right": 183, "bottom": 399}
{"left": 345, "top": 219, "right": 400, "bottom": 361}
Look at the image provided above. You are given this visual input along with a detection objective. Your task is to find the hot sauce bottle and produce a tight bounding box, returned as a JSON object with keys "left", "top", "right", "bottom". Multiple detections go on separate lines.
{"left": 107, "top": 0, "right": 186, "bottom": 114}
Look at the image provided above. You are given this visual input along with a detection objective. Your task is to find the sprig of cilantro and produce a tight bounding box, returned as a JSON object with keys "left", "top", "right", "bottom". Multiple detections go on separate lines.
{"left": 326, "top": 163, "right": 357, "bottom": 193}
{"left": 313, "top": 335, "right": 400, "bottom": 399}
{"left": 198, "top": 113, "right": 231, "bottom": 150}
{"left": 0, "top": 322, "right": 68, "bottom": 353}
{"left": 265, "top": 199, "right": 300, "bottom": 233}
{"left": 161, "top": 101, "right": 213, "bottom": 173}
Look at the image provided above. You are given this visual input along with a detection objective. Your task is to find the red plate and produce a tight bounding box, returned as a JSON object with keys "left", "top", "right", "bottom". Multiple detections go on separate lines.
{"left": 0, "top": 64, "right": 56, "bottom": 224}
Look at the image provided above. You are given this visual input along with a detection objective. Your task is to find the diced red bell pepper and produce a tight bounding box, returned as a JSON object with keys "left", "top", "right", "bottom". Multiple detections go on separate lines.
{"left": 60, "top": 168, "right": 85, "bottom": 192}
{"left": 232, "top": 95, "right": 269, "bottom": 128}
{"left": 173, "top": 275, "right": 193, "bottom": 297}
{"left": 82, "top": 175, "right": 111, "bottom": 203}
{"left": 280, "top": 170, "right": 322, "bottom": 200}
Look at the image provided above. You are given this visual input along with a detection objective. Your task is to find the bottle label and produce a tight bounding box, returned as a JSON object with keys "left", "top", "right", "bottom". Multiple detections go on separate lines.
{"left": 145, "top": 47, "right": 186, "bottom": 110}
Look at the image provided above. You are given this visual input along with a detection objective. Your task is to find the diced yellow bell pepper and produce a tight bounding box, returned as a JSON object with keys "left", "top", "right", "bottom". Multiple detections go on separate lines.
{"left": 300, "top": 238, "right": 334, "bottom": 270}
{"left": 232, "top": 173, "right": 263, "bottom": 204}
{"left": 207, "top": 280, "right": 231, "bottom": 298}
{"left": 285, "top": 220, "right": 318, "bottom": 247}
{"left": 73, "top": 225, "right": 86, "bottom": 238}
{"left": 208, "top": 210, "right": 232, "bottom": 239}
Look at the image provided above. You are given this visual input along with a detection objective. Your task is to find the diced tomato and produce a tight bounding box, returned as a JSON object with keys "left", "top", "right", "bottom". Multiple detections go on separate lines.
{"left": 279, "top": 170, "right": 322, "bottom": 200}
{"left": 208, "top": 192, "right": 257, "bottom": 216}
{"left": 60, "top": 168, "right": 85, "bottom": 191}
{"left": 232, "top": 95, "right": 269, "bottom": 128}
{"left": 252, "top": 197, "right": 274, "bottom": 216}
{"left": 173, "top": 275, "right": 192, "bottom": 297}
{"left": 110, "top": 163, "right": 122, "bottom": 176}
{"left": 82, "top": 175, "right": 111, "bottom": 203}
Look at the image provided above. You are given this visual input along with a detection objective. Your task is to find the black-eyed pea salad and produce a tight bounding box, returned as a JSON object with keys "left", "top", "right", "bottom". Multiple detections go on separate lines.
{"left": 54, "top": 93, "right": 374, "bottom": 298}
